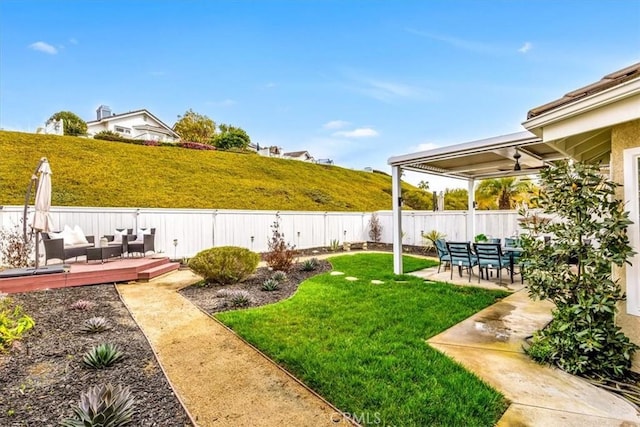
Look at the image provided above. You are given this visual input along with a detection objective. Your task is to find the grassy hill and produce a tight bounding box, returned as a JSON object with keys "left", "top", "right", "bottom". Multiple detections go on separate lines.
{"left": 0, "top": 131, "right": 423, "bottom": 211}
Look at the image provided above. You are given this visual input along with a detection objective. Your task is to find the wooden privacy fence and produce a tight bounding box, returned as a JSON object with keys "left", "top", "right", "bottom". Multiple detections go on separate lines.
{"left": 0, "top": 206, "right": 522, "bottom": 262}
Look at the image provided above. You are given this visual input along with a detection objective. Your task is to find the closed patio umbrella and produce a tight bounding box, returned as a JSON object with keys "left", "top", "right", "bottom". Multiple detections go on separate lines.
{"left": 31, "top": 158, "right": 53, "bottom": 269}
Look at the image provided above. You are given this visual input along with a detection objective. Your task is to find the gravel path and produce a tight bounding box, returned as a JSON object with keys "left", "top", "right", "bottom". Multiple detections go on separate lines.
{"left": 117, "top": 269, "right": 349, "bottom": 427}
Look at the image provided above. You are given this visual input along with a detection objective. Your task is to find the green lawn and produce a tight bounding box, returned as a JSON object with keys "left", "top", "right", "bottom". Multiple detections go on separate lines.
{"left": 217, "top": 253, "right": 509, "bottom": 426}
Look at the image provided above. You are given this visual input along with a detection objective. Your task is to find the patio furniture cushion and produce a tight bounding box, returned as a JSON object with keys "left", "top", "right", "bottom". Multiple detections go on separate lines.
{"left": 113, "top": 228, "right": 129, "bottom": 243}
{"left": 70, "top": 225, "right": 89, "bottom": 245}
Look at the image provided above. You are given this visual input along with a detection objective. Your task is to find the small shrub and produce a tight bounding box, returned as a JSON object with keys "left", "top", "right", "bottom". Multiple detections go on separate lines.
{"left": 80, "top": 317, "right": 111, "bottom": 333}
{"left": 261, "top": 279, "right": 280, "bottom": 291}
{"left": 368, "top": 213, "right": 383, "bottom": 242}
{"left": 188, "top": 246, "right": 259, "bottom": 285}
{"left": 70, "top": 300, "right": 96, "bottom": 310}
{"left": 301, "top": 258, "right": 319, "bottom": 271}
{"left": 216, "top": 289, "right": 252, "bottom": 306}
{"left": 0, "top": 296, "right": 35, "bottom": 351}
{"left": 271, "top": 271, "right": 287, "bottom": 283}
{"left": 179, "top": 141, "right": 216, "bottom": 150}
{"left": 329, "top": 239, "right": 340, "bottom": 251}
{"left": 60, "top": 384, "right": 134, "bottom": 427}
{"left": 83, "top": 343, "right": 123, "bottom": 369}
{"left": 422, "top": 230, "right": 446, "bottom": 251}
{"left": 264, "top": 214, "right": 297, "bottom": 272}
{"left": 0, "top": 222, "right": 33, "bottom": 268}
{"left": 474, "top": 233, "right": 488, "bottom": 243}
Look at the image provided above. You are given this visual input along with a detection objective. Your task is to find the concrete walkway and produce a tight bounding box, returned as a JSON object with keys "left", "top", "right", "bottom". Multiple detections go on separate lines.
{"left": 116, "top": 269, "right": 348, "bottom": 427}
{"left": 413, "top": 266, "right": 640, "bottom": 426}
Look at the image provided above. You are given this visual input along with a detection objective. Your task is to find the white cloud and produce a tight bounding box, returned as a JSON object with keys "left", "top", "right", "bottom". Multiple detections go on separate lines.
{"left": 265, "top": 82, "right": 277, "bottom": 88}
{"left": 518, "top": 42, "right": 533, "bottom": 53}
{"left": 69, "top": 38, "right": 78, "bottom": 45}
{"left": 356, "top": 77, "right": 424, "bottom": 102}
{"left": 406, "top": 28, "right": 501, "bottom": 55}
{"left": 323, "top": 120, "right": 350, "bottom": 130}
{"left": 332, "top": 127, "right": 379, "bottom": 138}
{"left": 28, "top": 41, "right": 58, "bottom": 55}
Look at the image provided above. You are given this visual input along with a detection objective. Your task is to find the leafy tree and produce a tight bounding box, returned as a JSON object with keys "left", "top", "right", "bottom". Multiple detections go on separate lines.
{"left": 475, "top": 177, "right": 531, "bottom": 210}
{"left": 47, "top": 111, "right": 87, "bottom": 136}
{"left": 213, "top": 124, "right": 251, "bottom": 150}
{"left": 417, "top": 180, "right": 430, "bottom": 192}
{"left": 403, "top": 189, "right": 432, "bottom": 210}
{"left": 444, "top": 188, "right": 468, "bottom": 210}
{"left": 521, "top": 161, "right": 637, "bottom": 379}
{"left": 173, "top": 109, "right": 216, "bottom": 143}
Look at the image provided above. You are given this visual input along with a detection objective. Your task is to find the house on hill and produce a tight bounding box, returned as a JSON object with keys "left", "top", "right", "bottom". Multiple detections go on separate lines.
{"left": 86, "top": 105, "right": 180, "bottom": 142}
{"left": 283, "top": 150, "right": 315, "bottom": 162}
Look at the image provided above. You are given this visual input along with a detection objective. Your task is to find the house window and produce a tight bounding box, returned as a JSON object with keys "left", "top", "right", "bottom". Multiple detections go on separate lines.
{"left": 114, "top": 126, "right": 131, "bottom": 135}
{"left": 623, "top": 147, "right": 640, "bottom": 316}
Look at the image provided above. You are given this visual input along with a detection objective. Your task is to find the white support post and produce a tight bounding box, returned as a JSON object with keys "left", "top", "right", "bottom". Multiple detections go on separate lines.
{"left": 392, "top": 166, "right": 403, "bottom": 274}
{"left": 467, "top": 178, "right": 476, "bottom": 241}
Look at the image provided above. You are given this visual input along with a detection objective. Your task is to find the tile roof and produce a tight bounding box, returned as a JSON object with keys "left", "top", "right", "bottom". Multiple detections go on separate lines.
{"left": 527, "top": 62, "right": 640, "bottom": 119}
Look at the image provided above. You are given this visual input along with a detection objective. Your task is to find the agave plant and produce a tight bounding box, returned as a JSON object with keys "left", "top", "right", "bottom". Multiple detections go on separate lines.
{"left": 70, "top": 300, "right": 96, "bottom": 311}
{"left": 261, "top": 279, "right": 280, "bottom": 292}
{"left": 301, "top": 258, "right": 319, "bottom": 272}
{"left": 83, "top": 343, "right": 123, "bottom": 369}
{"left": 60, "top": 383, "right": 135, "bottom": 427}
{"left": 80, "top": 317, "right": 111, "bottom": 333}
{"left": 226, "top": 290, "right": 252, "bottom": 307}
{"left": 271, "top": 271, "right": 287, "bottom": 283}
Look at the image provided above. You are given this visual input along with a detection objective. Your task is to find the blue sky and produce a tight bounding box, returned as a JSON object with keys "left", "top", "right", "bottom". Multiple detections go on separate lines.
{"left": 1, "top": 0, "right": 639, "bottom": 190}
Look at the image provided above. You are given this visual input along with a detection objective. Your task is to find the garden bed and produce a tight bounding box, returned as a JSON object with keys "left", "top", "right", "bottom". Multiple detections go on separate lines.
{"left": 179, "top": 259, "right": 332, "bottom": 314}
{"left": 0, "top": 285, "right": 191, "bottom": 426}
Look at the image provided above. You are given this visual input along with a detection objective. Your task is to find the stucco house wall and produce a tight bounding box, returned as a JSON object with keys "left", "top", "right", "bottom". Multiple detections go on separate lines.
{"left": 86, "top": 109, "right": 179, "bottom": 143}
{"left": 611, "top": 118, "right": 640, "bottom": 371}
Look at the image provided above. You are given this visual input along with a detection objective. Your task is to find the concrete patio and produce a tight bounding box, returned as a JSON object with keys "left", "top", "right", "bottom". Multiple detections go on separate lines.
{"left": 411, "top": 264, "right": 640, "bottom": 426}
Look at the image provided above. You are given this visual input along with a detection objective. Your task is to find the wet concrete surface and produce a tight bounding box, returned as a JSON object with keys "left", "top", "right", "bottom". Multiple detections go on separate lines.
{"left": 423, "top": 286, "right": 640, "bottom": 425}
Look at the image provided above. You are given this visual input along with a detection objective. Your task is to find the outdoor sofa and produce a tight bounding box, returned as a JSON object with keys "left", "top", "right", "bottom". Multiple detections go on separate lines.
{"left": 42, "top": 230, "right": 95, "bottom": 264}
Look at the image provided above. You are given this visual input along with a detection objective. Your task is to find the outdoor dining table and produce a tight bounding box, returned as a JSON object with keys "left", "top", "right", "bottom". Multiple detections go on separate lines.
{"left": 503, "top": 246, "right": 523, "bottom": 282}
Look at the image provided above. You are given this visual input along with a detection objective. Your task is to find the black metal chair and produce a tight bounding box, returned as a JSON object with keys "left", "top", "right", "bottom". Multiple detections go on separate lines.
{"left": 473, "top": 242, "right": 512, "bottom": 284}
{"left": 446, "top": 241, "right": 478, "bottom": 282}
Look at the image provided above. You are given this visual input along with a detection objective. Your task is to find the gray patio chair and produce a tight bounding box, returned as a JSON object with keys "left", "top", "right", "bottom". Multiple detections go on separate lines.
{"left": 434, "top": 239, "right": 451, "bottom": 273}
{"left": 446, "top": 241, "right": 478, "bottom": 282}
{"left": 473, "top": 242, "right": 512, "bottom": 284}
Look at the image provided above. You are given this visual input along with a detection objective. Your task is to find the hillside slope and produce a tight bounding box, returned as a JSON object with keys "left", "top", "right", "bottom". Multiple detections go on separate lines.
{"left": 0, "top": 131, "right": 417, "bottom": 211}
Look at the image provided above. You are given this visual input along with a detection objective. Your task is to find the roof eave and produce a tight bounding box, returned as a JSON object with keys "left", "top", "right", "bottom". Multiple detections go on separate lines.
{"left": 388, "top": 131, "right": 539, "bottom": 167}
{"left": 523, "top": 77, "right": 640, "bottom": 133}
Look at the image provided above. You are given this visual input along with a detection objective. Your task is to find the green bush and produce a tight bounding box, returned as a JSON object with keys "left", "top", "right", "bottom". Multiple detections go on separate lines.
{"left": 189, "top": 246, "right": 259, "bottom": 285}
{"left": 521, "top": 161, "right": 637, "bottom": 379}
{"left": 0, "top": 296, "right": 35, "bottom": 351}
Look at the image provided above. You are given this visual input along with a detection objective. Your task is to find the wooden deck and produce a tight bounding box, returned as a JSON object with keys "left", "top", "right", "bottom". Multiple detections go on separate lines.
{"left": 0, "top": 257, "right": 180, "bottom": 294}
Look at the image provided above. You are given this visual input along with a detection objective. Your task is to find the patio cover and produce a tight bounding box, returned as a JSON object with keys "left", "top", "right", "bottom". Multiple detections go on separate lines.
{"left": 387, "top": 130, "right": 608, "bottom": 181}
{"left": 387, "top": 130, "right": 613, "bottom": 274}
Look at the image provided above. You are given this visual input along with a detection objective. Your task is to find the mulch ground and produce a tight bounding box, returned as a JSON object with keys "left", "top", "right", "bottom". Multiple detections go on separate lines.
{"left": 179, "top": 259, "right": 332, "bottom": 314}
{"left": 0, "top": 247, "right": 430, "bottom": 426}
{"left": 0, "top": 285, "right": 191, "bottom": 426}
